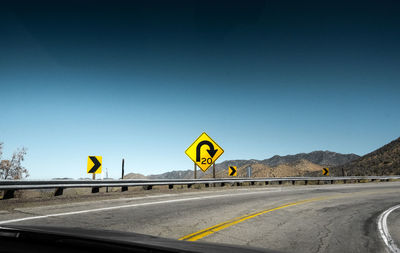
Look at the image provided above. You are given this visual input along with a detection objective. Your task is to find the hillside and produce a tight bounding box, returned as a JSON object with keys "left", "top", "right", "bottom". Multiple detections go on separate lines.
{"left": 125, "top": 151, "right": 359, "bottom": 179}
{"left": 124, "top": 170, "right": 194, "bottom": 180}
{"left": 332, "top": 137, "right": 400, "bottom": 176}
{"left": 198, "top": 159, "right": 324, "bottom": 178}
{"left": 147, "top": 170, "right": 194, "bottom": 179}
{"left": 123, "top": 172, "right": 147, "bottom": 179}
{"left": 259, "top": 151, "right": 359, "bottom": 167}
{"left": 204, "top": 151, "right": 358, "bottom": 178}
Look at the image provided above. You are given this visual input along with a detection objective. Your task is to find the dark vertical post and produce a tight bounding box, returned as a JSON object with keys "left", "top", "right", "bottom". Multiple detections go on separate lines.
{"left": 92, "top": 171, "right": 98, "bottom": 192}
{"left": 54, "top": 187, "right": 64, "bottom": 196}
{"left": 3, "top": 190, "right": 15, "bottom": 199}
{"left": 194, "top": 163, "right": 197, "bottom": 179}
{"left": 213, "top": 163, "right": 216, "bottom": 179}
{"left": 106, "top": 168, "right": 109, "bottom": 193}
{"left": 121, "top": 158, "right": 125, "bottom": 179}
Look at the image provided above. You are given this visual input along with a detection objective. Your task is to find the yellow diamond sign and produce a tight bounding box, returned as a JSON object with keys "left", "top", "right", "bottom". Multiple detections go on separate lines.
{"left": 185, "top": 132, "right": 224, "bottom": 172}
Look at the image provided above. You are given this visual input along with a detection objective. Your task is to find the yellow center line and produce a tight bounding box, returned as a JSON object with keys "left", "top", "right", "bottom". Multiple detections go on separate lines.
{"left": 178, "top": 188, "right": 400, "bottom": 242}
{"left": 178, "top": 196, "right": 331, "bottom": 241}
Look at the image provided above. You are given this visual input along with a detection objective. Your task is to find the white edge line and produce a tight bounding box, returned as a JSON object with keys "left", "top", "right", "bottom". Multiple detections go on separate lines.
{"left": 377, "top": 204, "right": 400, "bottom": 253}
{"left": 0, "top": 189, "right": 282, "bottom": 225}
{"left": 2, "top": 183, "right": 388, "bottom": 226}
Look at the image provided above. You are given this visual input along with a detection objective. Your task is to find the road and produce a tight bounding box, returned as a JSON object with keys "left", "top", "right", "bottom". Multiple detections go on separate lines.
{"left": 1, "top": 182, "right": 400, "bottom": 252}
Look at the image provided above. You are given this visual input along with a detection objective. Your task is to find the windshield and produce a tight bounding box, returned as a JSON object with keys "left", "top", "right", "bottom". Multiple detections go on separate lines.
{"left": 1, "top": 1, "right": 400, "bottom": 253}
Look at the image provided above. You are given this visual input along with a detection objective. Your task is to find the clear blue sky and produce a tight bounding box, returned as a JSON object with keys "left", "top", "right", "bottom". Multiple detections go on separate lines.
{"left": 1, "top": 1, "right": 399, "bottom": 179}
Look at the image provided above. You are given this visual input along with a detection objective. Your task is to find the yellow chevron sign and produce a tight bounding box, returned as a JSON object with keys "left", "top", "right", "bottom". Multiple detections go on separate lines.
{"left": 229, "top": 166, "right": 237, "bottom": 176}
{"left": 87, "top": 156, "right": 102, "bottom": 174}
{"left": 322, "top": 168, "right": 329, "bottom": 176}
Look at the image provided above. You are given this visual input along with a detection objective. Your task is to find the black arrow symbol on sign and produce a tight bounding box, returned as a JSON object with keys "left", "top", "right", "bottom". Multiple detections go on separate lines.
{"left": 89, "top": 156, "right": 101, "bottom": 173}
{"left": 229, "top": 166, "right": 236, "bottom": 176}
{"left": 196, "top": 141, "right": 218, "bottom": 162}
{"left": 323, "top": 168, "right": 328, "bottom": 175}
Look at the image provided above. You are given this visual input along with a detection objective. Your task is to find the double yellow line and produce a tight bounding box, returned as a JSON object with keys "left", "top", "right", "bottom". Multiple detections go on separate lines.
{"left": 179, "top": 196, "right": 329, "bottom": 241}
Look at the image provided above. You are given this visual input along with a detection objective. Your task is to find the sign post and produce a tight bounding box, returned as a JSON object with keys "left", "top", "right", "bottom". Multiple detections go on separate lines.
{"left": 247, "top": 166, "right": 252, "bottom": 178}
{"left": 122, "top": 158, "right": 125, "bottom": 179}
{"left": 213, "top": 163, "right": 215, "bottom": 179}
{"left": 106, "top": 168, "right": 109, "bottom": 193}
{"left": 194, "top": 163, "right": 197, "bottom": 179}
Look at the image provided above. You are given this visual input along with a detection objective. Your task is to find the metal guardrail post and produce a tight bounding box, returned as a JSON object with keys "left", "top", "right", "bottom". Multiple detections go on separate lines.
{"left": 143, "top": 185, "right": 152, "bottom": 190}
{"left": 3, "top": 190, "right": 15, "bottom": 199}
{"left": 54, "top": 187, "right": 64, "bottom": 196}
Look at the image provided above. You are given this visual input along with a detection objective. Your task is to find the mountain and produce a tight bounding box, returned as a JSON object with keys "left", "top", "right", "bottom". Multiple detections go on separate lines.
{"left": 332, "top": 137, "right": 400, "bottom": 176}
{"left": 207, "top": 151, "right": 358, "bottom": 178}
{"left": 125, "top": 151, "right": 359, "bottom": 179}
{"left": 259, "top": 151, "right": 359, "bottom": 167}
{"left": 200, "top": 159, "right": 325, "bottom": 178}
{"left": 124, "top": 170, "right": 194, "bottom": 179}
{"left": 123, "top": 172, "right": 147, "bottom": 179}
{"left": 147, "top": 170, "right": 194, "bottom": 179}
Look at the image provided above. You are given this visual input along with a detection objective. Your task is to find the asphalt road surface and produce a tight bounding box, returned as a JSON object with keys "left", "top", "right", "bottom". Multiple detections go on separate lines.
{"left": 1, "top": 182, "right": 400, "bottom": 252}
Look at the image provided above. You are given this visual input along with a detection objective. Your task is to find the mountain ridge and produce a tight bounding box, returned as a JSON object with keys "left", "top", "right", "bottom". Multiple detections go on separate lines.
{"left": 125, "top": 150, "right": 359, "bottom": 179}
{"left": 332, "top": 137, "right": 400, "bottom": 176}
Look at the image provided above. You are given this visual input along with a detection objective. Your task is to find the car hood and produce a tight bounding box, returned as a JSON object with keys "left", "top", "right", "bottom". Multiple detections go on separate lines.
{"left": 0, "top": 225, "right": 278, "bottom": 253}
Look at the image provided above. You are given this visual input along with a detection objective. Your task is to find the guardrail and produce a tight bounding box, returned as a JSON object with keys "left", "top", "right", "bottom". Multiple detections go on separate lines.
{"left": 1, "top": 176, "right": 399, "bottom": 200}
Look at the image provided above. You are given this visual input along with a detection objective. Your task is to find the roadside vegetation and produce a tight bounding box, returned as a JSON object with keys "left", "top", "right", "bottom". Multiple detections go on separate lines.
{"left": 0, "top": 142, "right": 29, "bottom": 180}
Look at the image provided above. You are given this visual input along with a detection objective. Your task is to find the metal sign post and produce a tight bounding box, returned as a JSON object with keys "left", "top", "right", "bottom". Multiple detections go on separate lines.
{"left": 247, "top": 166, "right": 252, "bottom": 178}
{"left": 106, "top": 168, "right": 109, "bottom": 193}
{"left": 213, "top": 163, "right": 215, "bottom": 179}
{"left": 122, "top": 158, "right": 125, "bottom": 179}
{"left": 194, "top": 162, "right": 197, "bottom": 179}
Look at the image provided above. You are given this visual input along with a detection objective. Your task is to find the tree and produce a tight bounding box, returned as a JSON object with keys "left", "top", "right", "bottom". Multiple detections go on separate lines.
{"left": 0, "top": 143, "right": 29, "bottom": 180}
